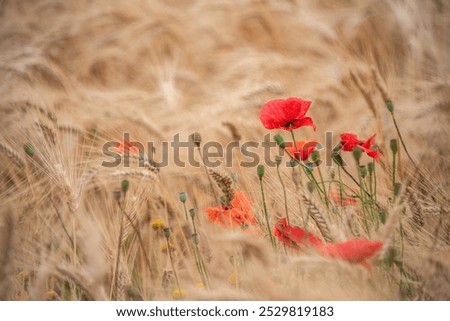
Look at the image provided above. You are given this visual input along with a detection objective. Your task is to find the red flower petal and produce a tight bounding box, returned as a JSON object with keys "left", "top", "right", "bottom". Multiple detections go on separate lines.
{"left": 205, "top": 191, "right": 256, "bottom": 228}
{"left": 340, "top": 133, "right": 359, "bottom": 152}
{"left": 340, "top": 133, "right": 380, "bottom": 160}
{"left": 319, "top": 239, "right": 383, "bottom": 263}
{"left": 273, "top": 218, "right": 323, "bottom": 249}
{"left": 260, "top": 97, "right": 315, "bottom": 131}
{"left": 285, "top": 141, "right": 318, "bottom": 161}
{"left": 292, "top": 116, "right": 316, "bottom": 131}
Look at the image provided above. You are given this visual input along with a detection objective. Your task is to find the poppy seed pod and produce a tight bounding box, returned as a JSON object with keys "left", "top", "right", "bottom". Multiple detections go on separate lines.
{"left": 390, "top": 139, "right": 398, "bottom": 155}
{"left": 274, "top": 134, "right": 286, "bottom": 149}
{"left": 386, "top": 100, "right": 395, "bottom": 113}
{"left": 121, "top": 179, "right": 130, "bottom": 193}
{"left": 311, "top": 150, "right": 320, "bottom": 163}
{"left": 352, "top": 147, "right": 362, "bottom": 162}
{"left": 189, "top": 208, "right": 196, "bottom": 219}
{"left": 163, "top": 227, "right": 171, "bottom": 239}
{"left": 179, "top": 192, "right": 187, "bottom": 203}
{"left": 275, "top": 155, "right": 282, "bottom": 166}
{"left": 257, "top": 165, "right": 265, "bottom": 179}
{"left": 359, "top": 165, "right": 368, "bottom": 178}
{"left": 368, "top": 162, "right": 375, "bottom": 174}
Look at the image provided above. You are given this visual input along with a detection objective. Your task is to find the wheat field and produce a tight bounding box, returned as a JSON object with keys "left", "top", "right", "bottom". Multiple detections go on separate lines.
{"left": 0, "top": 0, "right": 449, "bottom": 301}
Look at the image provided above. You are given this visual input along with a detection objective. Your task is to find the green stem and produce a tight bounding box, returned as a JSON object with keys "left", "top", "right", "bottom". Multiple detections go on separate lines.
{"left": 259, "top": 177, "right": 276, "bottom": 249}
{"left": 392, "top": 151, "right": 397, "bottom": 202}
{"left": 183, "top": 203, "right": 189, "bottom": 221}
{"left": 276, "top": 164, "right": 290, "bottom": 224}
{"left": 316, "top": 165, "right": 330, "bottom": 209}
{"left": 390, "top": 112, "right": 416, "bottom": 167}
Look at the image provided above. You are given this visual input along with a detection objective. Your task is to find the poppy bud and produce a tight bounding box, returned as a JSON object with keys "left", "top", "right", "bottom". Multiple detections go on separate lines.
{"left": 230, "top": 172, "right": 238, "bottom": 182}
{"left": 352, "top": 147, "right": 362, "bottom": 162}
{"left": 379, "top": 211, "right": 387, "bottom": 224}
{"left": 386, "top": 100, "right": 394, "bottom": 113}
{"left": 307, "top": 181, "right": 315, "bottom": 193}
{"left": 24, "top": 143, "right": 34, "bottom": 157}
{"left": 311, "top": 150, "right": 320, "bottom": 163}
{"left": 163, "top": 227, "right": 171, "bottom": 239}
{"left": 121, "top": 179, "right": 130, "bottom": 193}
{"left": 368, "top": 162, "right": 375, "bottom": 174}
{"left": 274, "top": 134, "right": 286, "bottom": 149}
{"left": 275, "top": 155, "right": 282, "bottom": 166}
{"left": 189, "top": 132, "right": 202, "bottom": 147}
{"left": 390, "top": 139, "right": 398, "bottom": 155}
{"left": 257, "top": 165, "right": 265, "bottom": 179}
{"left": 359, "top": 165, "right": 368, "bottom": 178}
{"left": 189, "top": 208, "right": 196, "bottom": 219}
{"left": 179, "top": 192, "right": 187, "bottom": 203}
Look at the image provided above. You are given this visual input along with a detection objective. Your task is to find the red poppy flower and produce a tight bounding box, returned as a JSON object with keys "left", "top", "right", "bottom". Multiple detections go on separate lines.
{"left": 319, "top": 239, "right": 383, "bottom": 263}
{"left": 206, "top": 190, "right": 256, "bottom": 228}
{"left": 340, "top": 133, "right": 380, "bottom": 160}
{"left": 113, "top": 140, "right": 140, "bottom": 154}
{"left": 260, "top": 97, "right": 316, "bottom": 131}
{"left": 285, "top": 141, "right": 318, "bottom": 161}
{"left": 273, "top": 218, "right": 324, "bottom": 249}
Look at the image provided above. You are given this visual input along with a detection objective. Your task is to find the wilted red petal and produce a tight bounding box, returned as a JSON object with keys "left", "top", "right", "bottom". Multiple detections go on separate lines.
{"left": 319, "top": 239, "right": 383, "bottom": 263}
{"left": 273, "top": 218, "right": 323, "bottom": 249}
{"left": 260, "top": 97, "right": 315, "bottom": 131}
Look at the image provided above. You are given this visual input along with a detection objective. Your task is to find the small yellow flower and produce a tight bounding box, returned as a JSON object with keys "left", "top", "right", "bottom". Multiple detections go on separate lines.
{"left": 195, "top": 282, "right": 205, "bottom": 288}
{"left": 171, "top": 289, "right": 186, "bottom": 300}
{"left": 161, "top": 242, "right": 174, "bottom": 253}
{"left": 152, "top": 218, "right": 165, "bottom": 230}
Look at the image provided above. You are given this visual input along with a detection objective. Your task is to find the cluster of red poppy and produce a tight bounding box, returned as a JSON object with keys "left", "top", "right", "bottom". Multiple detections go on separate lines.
{"left": 203, "top": 96, "right": 382, "bottom": 267}
{"left": 260, "top": 97, "right": 380, "bottom": 161}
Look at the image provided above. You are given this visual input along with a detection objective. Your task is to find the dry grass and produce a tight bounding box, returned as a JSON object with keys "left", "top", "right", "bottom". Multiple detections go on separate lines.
{"left": 0, "top": 0, "right": 449, "bottom": 301}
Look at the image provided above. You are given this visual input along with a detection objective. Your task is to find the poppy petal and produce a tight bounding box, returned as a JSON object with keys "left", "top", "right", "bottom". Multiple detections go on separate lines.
{"left": 319, "top": 239, "right": 383, "bottom": 263}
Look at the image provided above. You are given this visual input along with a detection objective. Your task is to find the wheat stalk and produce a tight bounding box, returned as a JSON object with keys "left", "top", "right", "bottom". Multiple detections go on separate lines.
{"left": 406, "top": 186, "right": 425, "bottom": 227}
{"left": 209, "top": 169, "right": 234, "bottom": 206}
{"left": 0, "top": 141, "right": 26, "bottom": 167}
{"left": 301, "top": 193, "right": 333, "bottom": 243}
